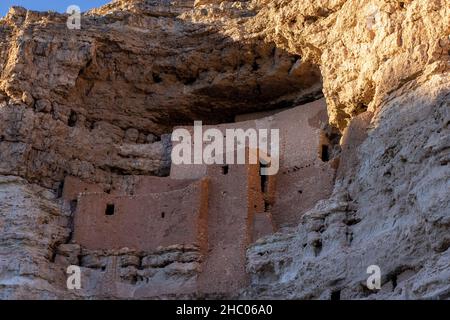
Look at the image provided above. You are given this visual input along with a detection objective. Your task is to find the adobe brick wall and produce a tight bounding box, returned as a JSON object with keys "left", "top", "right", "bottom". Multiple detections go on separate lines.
{"left": 62, "top": 176, "right": 104, "bottom": 202}
{"left": 131, "top": 176, "right": 196, "bottom": 194}
{"left": 274, "top": 99, "right": 329, "bottom": 167}
{"left": 252, "top": 212, "right": 275, "bottom": 242}
{"left": 63, "top": 175, "right": 195, "bottom": 200}
{"left": 234, "top": 108, "right": 289, "bottom": 122}
{"left": 169, "top": 99, "right": 330, "bottom": 171}
{"left": 197, "top": 159, "right": 265, "bottom": 295}
{"left": 272, "top": 164, "right": 335, "bottom": 226}
{"left": 65, "top": 98, "right": 337, "bottom": 297}
{"left": 170, "top": 118, "right": 273, "bottom": 180}
{"left": 171, "top": 99, "right": 336, "bottom": 228}
{"left": 73, "top": 179, "right": 209, "bottom": 252}
{"left": 247, "top": 152, "right": 276, "bottom": 242}
{"left": 269, "top": 99, "right": 336, "bottom": 227}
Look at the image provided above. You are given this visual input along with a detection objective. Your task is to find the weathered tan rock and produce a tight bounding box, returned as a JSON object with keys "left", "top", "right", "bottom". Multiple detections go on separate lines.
{"left": 244, "top": 72, "right": 450, "bottom": 300}
{"left": 236, "top": 0, "right": 450, "bottom": 131}
{"left": 0, "top": 0, "right": 448, "bottom": 300}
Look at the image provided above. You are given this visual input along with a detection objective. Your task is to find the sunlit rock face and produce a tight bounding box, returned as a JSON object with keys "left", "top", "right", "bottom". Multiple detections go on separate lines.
{"left": 0, "top": 0, "right": 448, "bottom": 299}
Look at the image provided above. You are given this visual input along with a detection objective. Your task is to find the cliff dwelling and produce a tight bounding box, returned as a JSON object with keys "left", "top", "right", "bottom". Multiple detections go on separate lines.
{"left": 60, "top": 98, "right": 340, "bottom": 297}
{"left": 1, "top": 0, "right": 448, "bottom": 302}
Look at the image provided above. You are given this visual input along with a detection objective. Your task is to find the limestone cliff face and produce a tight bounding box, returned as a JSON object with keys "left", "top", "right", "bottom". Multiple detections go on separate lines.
{"left": 238, "top": 0, "right": 450, "bottom": 299}
{"left": 0, "top": 0, "right": 449, "bottom": 299}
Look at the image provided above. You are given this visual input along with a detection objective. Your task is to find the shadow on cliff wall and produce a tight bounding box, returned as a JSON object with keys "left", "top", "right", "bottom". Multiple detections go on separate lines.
{"left": 61, "top": 9, "right": 324, "bottom": 134}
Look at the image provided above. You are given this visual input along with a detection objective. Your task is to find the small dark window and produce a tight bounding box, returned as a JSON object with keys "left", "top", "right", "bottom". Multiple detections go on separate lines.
{"left": 68, "top": 110, "right": 78, "bottom": 127}
{"left": 161, "top": 211, "right": 165, "bottom": 219}
{"left": 152, "top": 73, "right": 162, "bottom": 83}
{"left": 331, "top": 290, "right": 341, "bottom": 300}
{"left": 105, "top": 204, "right": 115, "bottom": 216}
{"left": 222, "top": 165, "right": 229, "bottom": 175}
{"left": 321, "top": 145, "right": 330, "bottom": 162}
{"left": 183, "top": 77, "right": 196, "bottom": 85}
{"left": 252, "top": 60, "right": 260, "bottom": 71}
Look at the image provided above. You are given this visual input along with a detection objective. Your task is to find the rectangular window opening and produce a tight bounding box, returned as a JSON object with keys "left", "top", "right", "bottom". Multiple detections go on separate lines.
{"left": 321, "top": 144, "right": 330, "bottom": 162}
{"left": 105, "top": 203, "right": 115, "bottom": 216}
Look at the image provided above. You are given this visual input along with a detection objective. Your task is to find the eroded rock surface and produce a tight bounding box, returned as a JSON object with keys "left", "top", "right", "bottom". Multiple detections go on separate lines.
{"left": 245, "top": 75, "right": 450, "bottom": 299}
{"left": 0, "top": 0, "right": 449, "bottom": 299}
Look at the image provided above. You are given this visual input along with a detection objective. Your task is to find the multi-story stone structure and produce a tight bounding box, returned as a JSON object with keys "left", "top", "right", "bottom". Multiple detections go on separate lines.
{"left": 60, "top": 98, "right": 337, "bottom": 297}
